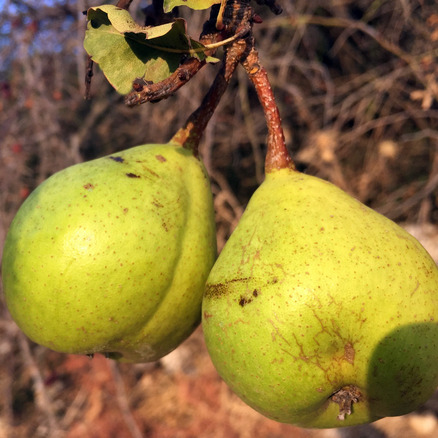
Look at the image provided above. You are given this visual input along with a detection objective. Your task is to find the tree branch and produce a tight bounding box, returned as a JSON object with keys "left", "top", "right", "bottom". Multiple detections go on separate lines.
{"left": 125, "top": 57, "right": 206, "bottom": 106}
{"left": 125, "top": 0, "right": 255, "bottom": 106}
{"left": 171, "top": 37, "right": 249, "bottom": 154}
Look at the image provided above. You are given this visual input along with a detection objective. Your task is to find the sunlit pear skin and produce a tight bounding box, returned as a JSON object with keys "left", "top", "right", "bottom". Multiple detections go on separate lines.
{"left": 2, "top": 142, "right": 216, "bottom": 362}
{"left": 202, "top": 167, "right": 438, "bottom": 428}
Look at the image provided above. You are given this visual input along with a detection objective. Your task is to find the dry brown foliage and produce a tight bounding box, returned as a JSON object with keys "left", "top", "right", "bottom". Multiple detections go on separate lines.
{"left": 0, "top": 0, "right": 437, "bottom": 437}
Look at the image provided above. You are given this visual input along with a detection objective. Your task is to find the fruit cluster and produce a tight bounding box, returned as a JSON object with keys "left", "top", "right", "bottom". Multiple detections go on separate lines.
{"left": 2, "top": 0, "right": 438, "bottom": 429}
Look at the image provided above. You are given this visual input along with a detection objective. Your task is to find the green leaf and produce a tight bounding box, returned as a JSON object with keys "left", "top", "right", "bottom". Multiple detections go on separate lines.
{"left": 163, "top": 0, "right": 221, "bottom": 13}
{"left": 84, "top": 5, "right": 216, "bottom": 95}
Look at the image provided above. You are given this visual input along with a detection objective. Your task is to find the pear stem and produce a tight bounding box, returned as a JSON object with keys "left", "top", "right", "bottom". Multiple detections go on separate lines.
{"left": 242, "top": 47, "right": 295, "bottom": 173}
{"left": 171, "top": 39, "right": 248, "bottom": 155}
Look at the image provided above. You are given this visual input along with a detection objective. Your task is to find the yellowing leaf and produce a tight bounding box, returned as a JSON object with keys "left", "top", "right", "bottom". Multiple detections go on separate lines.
{"left": 163, "top": 0, "right": 221, "bottom": 13}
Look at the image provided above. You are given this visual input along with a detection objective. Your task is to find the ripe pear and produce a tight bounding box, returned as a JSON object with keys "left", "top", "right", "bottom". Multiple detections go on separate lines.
{"left": 202, "top": 167, "right": 438, "bottom": 428}
{"left": 2, "top": 142, "right": 216, "bottom": 362}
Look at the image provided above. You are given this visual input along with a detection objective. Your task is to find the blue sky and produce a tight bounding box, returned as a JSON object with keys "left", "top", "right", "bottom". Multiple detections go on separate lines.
{"left": 0, "top": 0, "right": 63, "bottom": 6}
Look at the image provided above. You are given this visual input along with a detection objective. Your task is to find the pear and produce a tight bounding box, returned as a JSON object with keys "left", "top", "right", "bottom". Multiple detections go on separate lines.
{"left": 202, "top": 167, "right": 438, "bottom": 428}
{"left": 2, "top": 142, "right": 216, "bottom": 362}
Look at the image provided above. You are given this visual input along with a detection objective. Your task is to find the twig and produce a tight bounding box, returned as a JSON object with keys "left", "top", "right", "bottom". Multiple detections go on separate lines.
{"left": 168, "top": 0, "right": 258, "bottom": 153}
{"left": 125, "top": 1, "right": 242, "bottom": 106}
{"left": 171, "top": 37, "right": 249, "bottom": 154}
{"left": 339, "top": 109, "right": 438, "bottom": 146}
{"left": 108, "top": 361, "right": 143, "bottom": 438}
{"left": 270, "top": 14, "right": 435, "bottom": 92}
{"left": 126, "top": 0, "right": 258, "bottom": 105}
{"left": 125, "top": 57, "right": 206, "bottom": 106}
{"left": 210, "top": 169, "right": 245, "bottom": 251}
{"left": 276, "top": 14, "right": 413, "bottom": 64}
{"left": 84, "top": 55, "right": 94, "bottom": 100}
{"left": 124, "top": 0, "right": 222, "bottom": 106}
{"left": 0, "top": 318, "right": 18, "bottom": 436}
{"left": 18, "top": 333, "right": 62, "bottom": 438}
{"left": 60, "top": 388, "right": 88, "bottom": 430}
{"left": 124, "top": 8, "right": 222, "bottom": 106}
{"left": 377, "top": 141, "right": 438, "bottom": 219}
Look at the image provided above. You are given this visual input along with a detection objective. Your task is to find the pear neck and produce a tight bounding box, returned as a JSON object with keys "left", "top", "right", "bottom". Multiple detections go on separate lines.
{"left": 264, "top": 166, "right": 297, "bottom": 180}
{"left": 265, "top": 137, "right": 295, "bottom": 173}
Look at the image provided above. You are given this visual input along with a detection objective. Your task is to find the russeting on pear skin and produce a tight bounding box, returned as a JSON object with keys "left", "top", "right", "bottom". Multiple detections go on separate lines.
{"left": 202, "top": 167, "right": 438, "bottom": 428}
{"left": 2, "top": 142, "right": 216, "bottom": 362}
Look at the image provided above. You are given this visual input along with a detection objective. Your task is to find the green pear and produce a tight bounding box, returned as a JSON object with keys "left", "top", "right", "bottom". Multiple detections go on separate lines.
{"left": 202, "top": 167, "right": 438, "bottom": 428}
{"left": 2, "top": 142, "right": 216, "bottom": 362}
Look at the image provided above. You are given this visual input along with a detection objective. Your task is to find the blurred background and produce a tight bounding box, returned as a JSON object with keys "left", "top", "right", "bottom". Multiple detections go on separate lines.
{"left": 0, "top": 0, "right": 437, "bottom": 436}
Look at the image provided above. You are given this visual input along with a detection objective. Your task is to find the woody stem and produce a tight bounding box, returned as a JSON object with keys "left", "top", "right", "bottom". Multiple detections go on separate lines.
{"left": 242, "top": 47, "right": 295, "bottom": 172}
